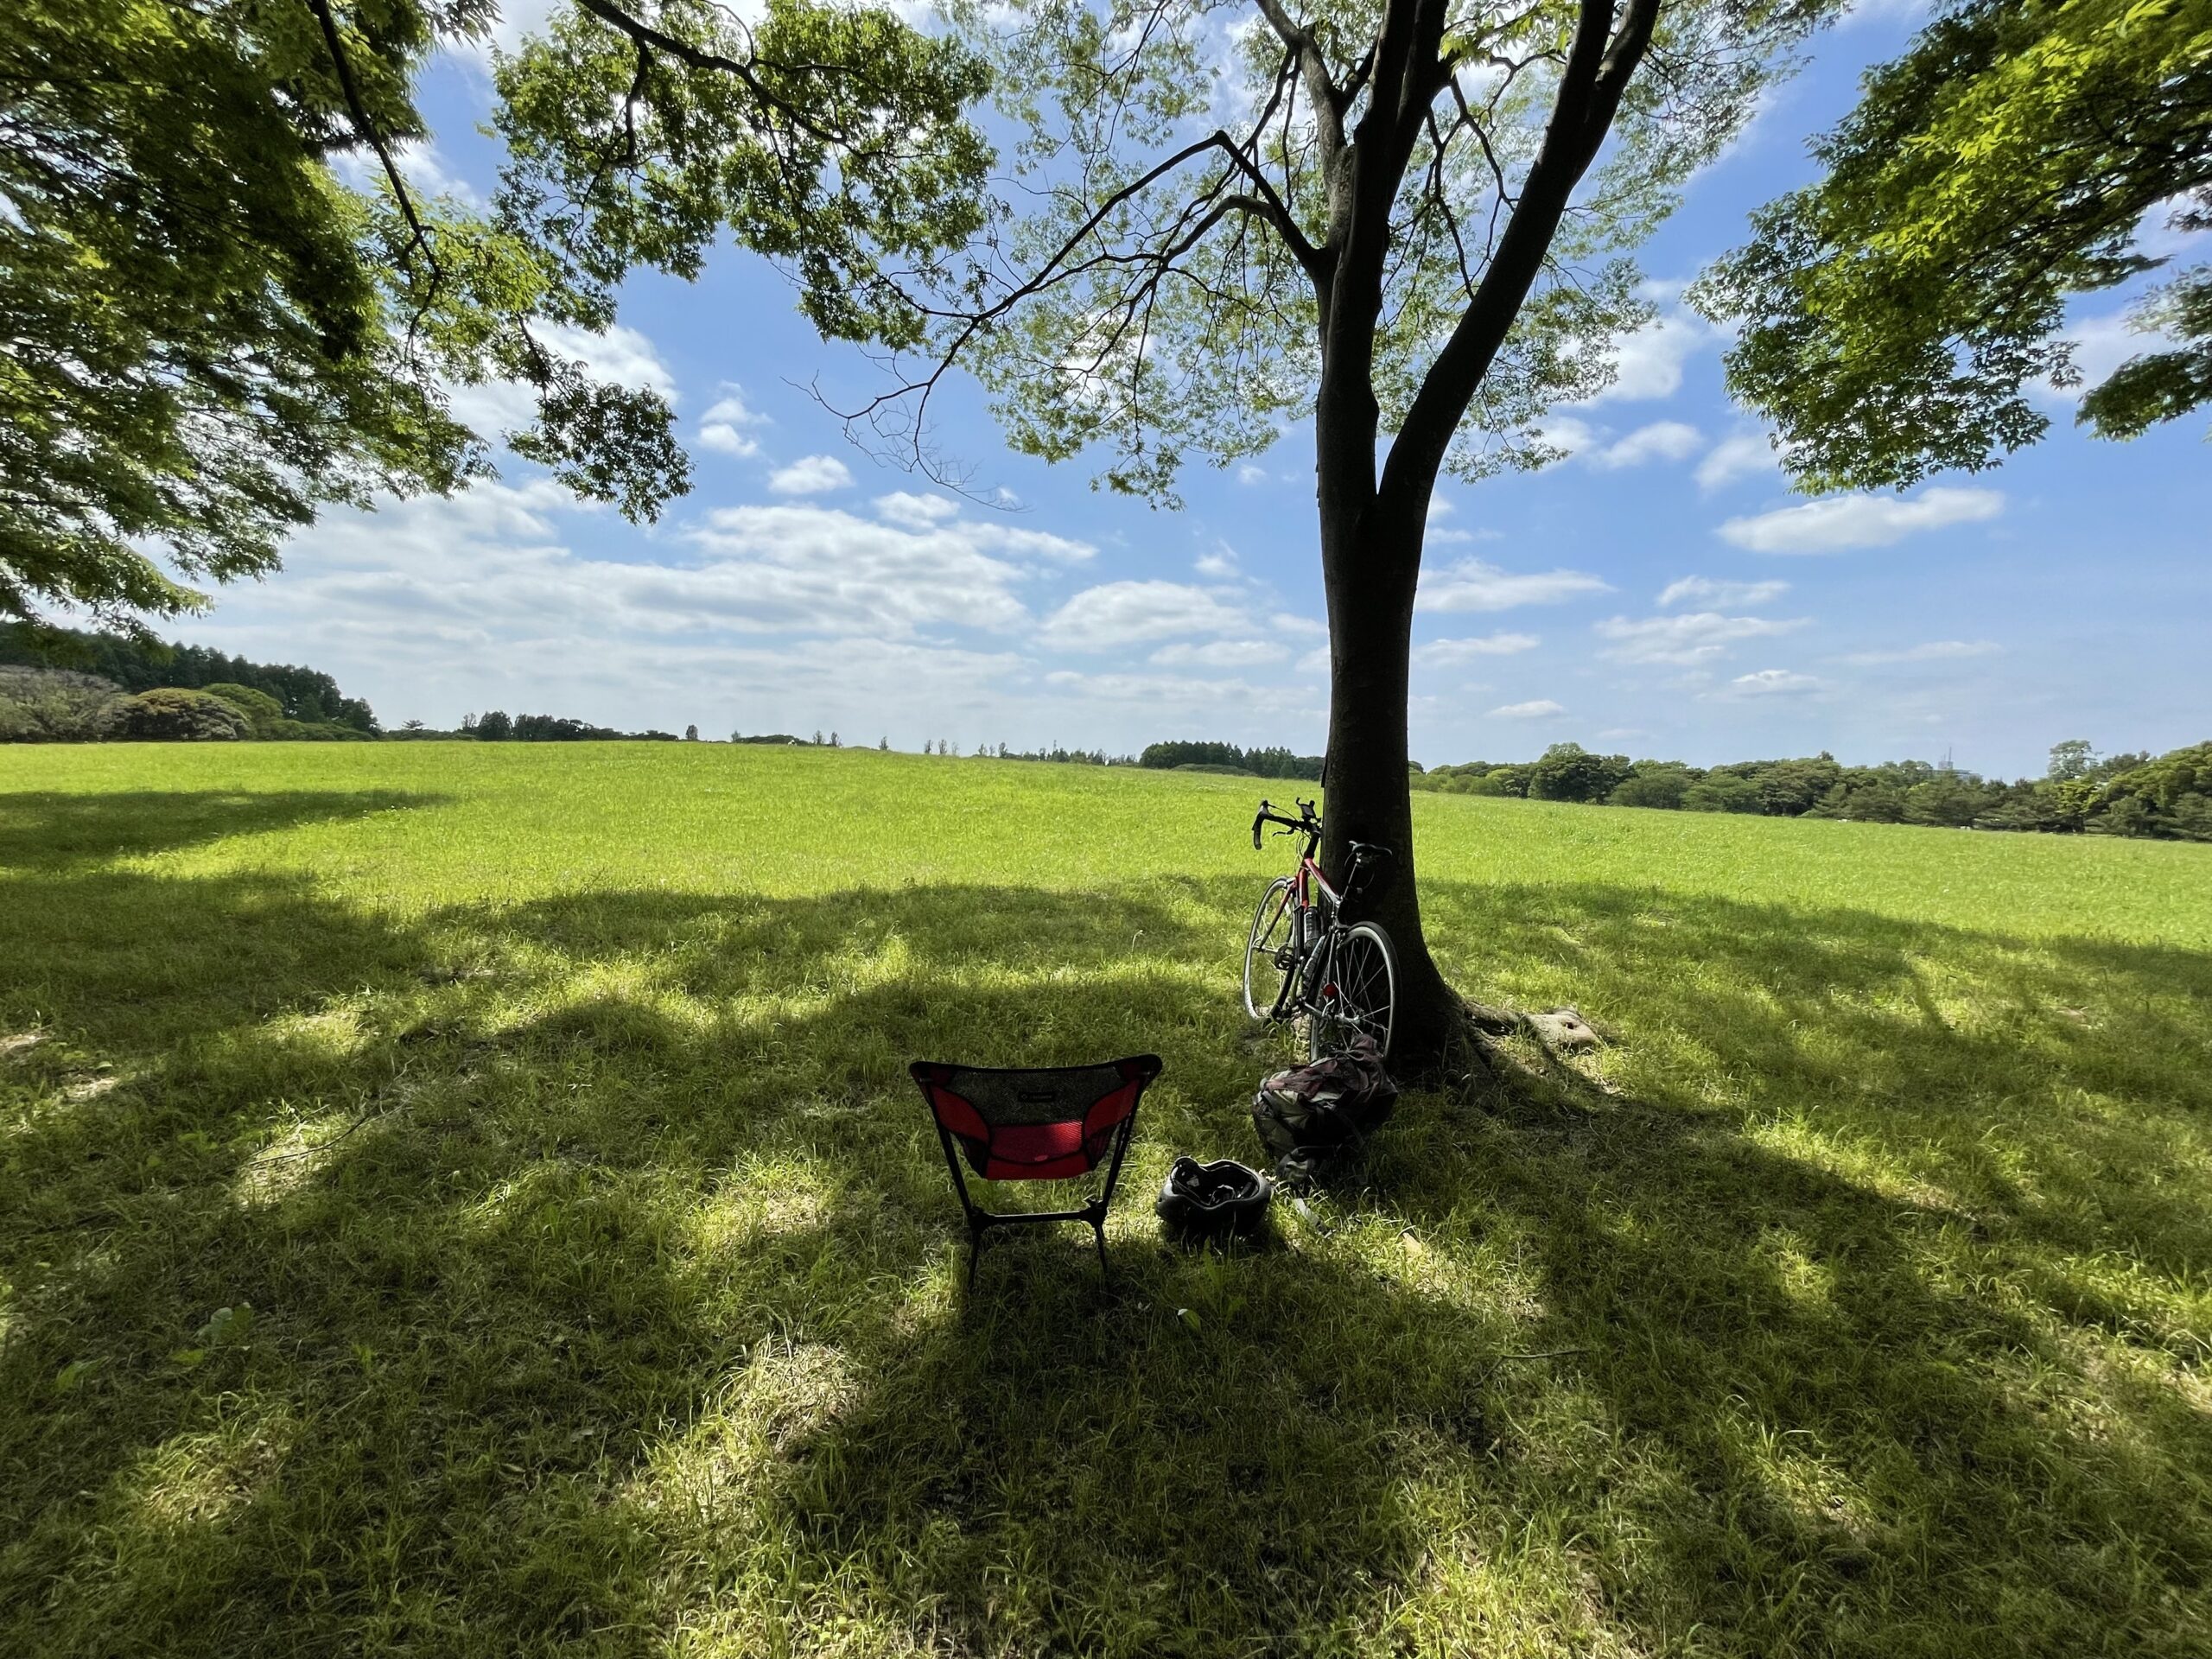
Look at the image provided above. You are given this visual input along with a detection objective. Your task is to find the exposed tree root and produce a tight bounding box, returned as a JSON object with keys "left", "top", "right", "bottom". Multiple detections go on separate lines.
{"left": 1421, "top": 997, "right": 1607, "bottom": 1099}
{"left": 1465, "top": 999, "right": 1599, "bottom": 1052}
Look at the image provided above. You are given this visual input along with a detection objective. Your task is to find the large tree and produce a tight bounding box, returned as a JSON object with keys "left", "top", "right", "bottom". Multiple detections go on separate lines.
{"left": 1693, "top": 0, "right": 2212, "bottom": 489}
{"left": 498, "top": 0, "right": 1834, "bottom": 1065}
{"left": 0, "top": 0, "right": 985, "bottom": 630}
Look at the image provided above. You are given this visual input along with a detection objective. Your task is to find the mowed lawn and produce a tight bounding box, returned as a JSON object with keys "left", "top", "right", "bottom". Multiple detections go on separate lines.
{"left": 3, "top": 743, "right": 2209, "bottom": 1658}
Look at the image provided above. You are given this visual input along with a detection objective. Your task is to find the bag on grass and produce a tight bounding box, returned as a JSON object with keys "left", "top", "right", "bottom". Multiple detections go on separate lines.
{"left": 1250, "top": 1035, "right": 1398, "bottom": 1184}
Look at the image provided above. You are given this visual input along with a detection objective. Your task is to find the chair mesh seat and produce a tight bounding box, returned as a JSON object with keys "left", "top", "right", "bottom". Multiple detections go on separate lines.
{"left": 909, "top": 1055, "right": 1163, "bottom": 1282}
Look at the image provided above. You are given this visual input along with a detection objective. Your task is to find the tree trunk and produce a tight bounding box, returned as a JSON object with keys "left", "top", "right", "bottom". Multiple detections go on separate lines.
{"left": 1314, "top": 489, "right": 1467, "bottom": 1078}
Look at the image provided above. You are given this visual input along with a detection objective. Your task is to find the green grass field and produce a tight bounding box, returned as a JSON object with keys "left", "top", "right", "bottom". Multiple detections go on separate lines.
{"left": 3, "top": 742, "right": 2209, "bottom": 1657}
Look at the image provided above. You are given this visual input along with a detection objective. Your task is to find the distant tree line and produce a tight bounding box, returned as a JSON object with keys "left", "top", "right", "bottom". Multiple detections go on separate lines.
{"left": 463, "top": 711, "right": 677, "bottom": 742}
{"left": 986, "top": 742, "right": 1132, "bottom": 765}
{"left": 1412, "top": 740, "right": 2212, "bottom": 841}
{"left": 0, "top": 624, "right": 378, "bottom": 732}
{"left": 1138, "top": 741, "right": 1325, "bottom": 779}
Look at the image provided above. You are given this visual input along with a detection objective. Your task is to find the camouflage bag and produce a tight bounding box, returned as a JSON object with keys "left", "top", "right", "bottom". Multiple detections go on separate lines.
{"left": 1249, "top": 1034, "right": 1398, "bottom": 1185}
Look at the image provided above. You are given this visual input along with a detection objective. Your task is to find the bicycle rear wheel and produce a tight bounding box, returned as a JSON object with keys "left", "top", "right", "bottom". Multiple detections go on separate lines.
{"left": 1308, "top": 921, "right": 1396, "bottom": 1059}
{"left": 1243, "top": 876, "right": 1297, "bottom": 1020}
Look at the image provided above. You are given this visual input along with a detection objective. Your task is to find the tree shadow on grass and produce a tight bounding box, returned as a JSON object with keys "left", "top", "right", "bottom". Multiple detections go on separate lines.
{"left": 0, "top": 787, "right": 444, "bottom": 872}
{"left": 1366, "top": 879, "right": 2212, "bottom": 1653}
{"left": 1, "top": 857, "right": 2209, "bottom": 1655}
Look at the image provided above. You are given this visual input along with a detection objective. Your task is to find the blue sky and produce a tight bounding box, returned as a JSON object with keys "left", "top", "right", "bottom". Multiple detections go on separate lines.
{"left": 194, "top": 3, "right": 2209, "bottom": 774}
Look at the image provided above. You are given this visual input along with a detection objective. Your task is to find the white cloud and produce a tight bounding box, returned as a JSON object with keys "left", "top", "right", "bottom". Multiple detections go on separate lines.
{"left": 1695, "top": 431, "right": 1782, "bottom": 492}
{"left": 1575, "top": 310, "right": 1714, "bottom": 404}
{"left": 2139, "top": 191, "right": 2212, "bottom": 260}
{"left": 1658, "top": 576, "right": 1790, "bottom": 608}
{"left": 193, "top": 483, "right": 1111, "bottom": 737}
{"left": 1235, "top": 463, "right": 1269, "bottom": 485}
{"left": 1418, "top": 558, "right": 1612, "bottom": 613}
{"left": 963, "top": 522, "right": 1095, "bottom": 564}
{"left": 874, "top": 491, "right": 960, "bottom": 531}
{"left": 1039, "top": 669, "right": 1317, "bottom": 721}
{"left": 1490, "top": 699, "right": 1566, "bottom": 719}
{"left": 334, "top": 140, "right": 480, "bottom": 207}
{"left": 540, "top": 322, "right": 677, "bottom": 400}
{"left": 482, "top": 0, "right": 563, "bottom": 54}
{"left": 2058, "top": 313, "right": 2153, "bottom": 391}
{"left": 678, "top": 502, "right": 1086, "bottom": 636}
{"left": 2036, "top": 307, "right": 2189, "bottom": 404}
{"left": 1838, "top": 639, "right": 2001, "bottom": 666}
{"left": 1271, "top": 613, "right": 1326, "bottom": 637}
{"left": 442, "top": 322, "right": 680, "bottom": 441}
{"left": 1717, "top": 669, "right": 1823, "bottom": 698}
{"left": 1038, "top": 581, "right": 1256, "bottom": 651}
{"left": 445, "top": 376, "right": 540, "bottom": 438}
{"left": 1719, "top": 487, "right": 2004, "bottom": 554}
{"left": 1533, "top": 416, "right": 1599, "bottom": 460}
{"left": 1194, "top": 542, "right": 1239, "bottom": 578}
{"left": 1150, "top": 639, "right": 1281, "bottom": 668}
{"left": 767, "top": 454, "right": 855, "bottom": 496}
{"left": 698, "top": 387, "right": 770, "bottom": 457}
{"left": 1596, "top": 611, "right": 1808, "bottom": 664}
{"left": 1592, "top": 421, "right": 1704, "bottom": 469}
{"left": 204, "top": 480, "right": 1357, "bottom": 750}
{"left": 1413, "top": 632, "right": 1540, "bottom": 665}
{"left": 698, "top": 427, "right": 760, "bottom": 459}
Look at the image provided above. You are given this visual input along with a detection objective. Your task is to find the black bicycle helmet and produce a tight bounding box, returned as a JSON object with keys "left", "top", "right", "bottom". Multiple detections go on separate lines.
{"left": 1155, "top": 1156, "right": 1273, "bottom": 1242}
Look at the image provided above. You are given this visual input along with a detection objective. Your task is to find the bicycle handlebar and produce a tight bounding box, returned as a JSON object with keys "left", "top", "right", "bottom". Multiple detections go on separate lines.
{"left": 1251, "top": 797, "right": 1322, "bottom": 849}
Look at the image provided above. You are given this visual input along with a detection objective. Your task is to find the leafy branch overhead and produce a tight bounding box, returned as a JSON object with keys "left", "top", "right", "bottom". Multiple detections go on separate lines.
{"left": 500, "top": 0, "right": 1839, "bottom": 509}
{"left": 1, "top": 0, "right": 991, "bottom": 629}
{"left": 1693, "top": 0, "right": 2212, "bottom": 492}
{"left": 0, "top": 0, "right": 630, "bottom": 626}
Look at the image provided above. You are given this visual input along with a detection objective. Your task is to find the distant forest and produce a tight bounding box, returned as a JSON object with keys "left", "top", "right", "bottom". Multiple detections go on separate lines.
{"left": 1411, "top": 740, "right": 2211, "bottom": 842}
{"left": 1138, "top": 741, "right": 1325, "bottom": 779}
{"left": 0, "top": 623, "right": 378, "bottom": 732}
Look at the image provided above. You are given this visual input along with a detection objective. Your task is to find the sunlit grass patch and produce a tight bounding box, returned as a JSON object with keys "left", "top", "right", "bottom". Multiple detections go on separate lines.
{"left": 1, "top": 742, "right": 2209, "bottom": 1656}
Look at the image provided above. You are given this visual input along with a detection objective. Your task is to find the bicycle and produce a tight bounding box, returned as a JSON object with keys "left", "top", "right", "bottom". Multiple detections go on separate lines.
{"left": 1243, "top": 798, "right": 1398, "bottom": 1059}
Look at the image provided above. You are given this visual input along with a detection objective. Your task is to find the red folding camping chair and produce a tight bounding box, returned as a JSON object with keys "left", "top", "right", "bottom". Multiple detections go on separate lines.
{"left": 908, "top": 1055, "right": 1163, "bottom": 1284}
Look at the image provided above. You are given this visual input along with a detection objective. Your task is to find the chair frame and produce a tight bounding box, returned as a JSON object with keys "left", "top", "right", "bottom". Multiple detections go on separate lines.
{"left": 909, "top": 1057, "right": 1160, "bottom": 1286}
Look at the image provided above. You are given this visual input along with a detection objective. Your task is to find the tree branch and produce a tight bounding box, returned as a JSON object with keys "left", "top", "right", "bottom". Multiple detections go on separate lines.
{"left": 571, "top": 0, "right": 864, "bottom": 152}
{"left": 303, "top": 0, "right": 442, "bottom": 337}
{"left": 1254, "top": 0, "right": 1347, "bottom": 166}
{"left": 818, "top": 119, "right": 1318, "bottom": 463}
{"left": 1379, "top": 0, "right": 1661, "bottom": 524}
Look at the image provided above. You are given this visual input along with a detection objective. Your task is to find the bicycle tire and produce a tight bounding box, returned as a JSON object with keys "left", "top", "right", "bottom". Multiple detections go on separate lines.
{"left": 1307, "top": 920, "right": 1396, "bottom": 1060}
{"left": 1243, "top": 876, "right": 1298, "bottom": 1020}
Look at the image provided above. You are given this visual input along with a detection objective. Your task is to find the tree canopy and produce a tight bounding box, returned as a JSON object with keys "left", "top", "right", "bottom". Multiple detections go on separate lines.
{"left": 1693, "top": 0, "right": 2212, "bottom": 491}
{"left": 2, "top": 0, "right": 990, "bottom": 631}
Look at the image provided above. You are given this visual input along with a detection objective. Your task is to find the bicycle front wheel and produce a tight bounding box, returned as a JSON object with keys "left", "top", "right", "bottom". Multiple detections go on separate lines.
{"left": 1308, "top": 921, "right": 1396, "bottom": 1059}
{"left": 1243, "top": 876, "right": 1297, "bottom": 1020}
